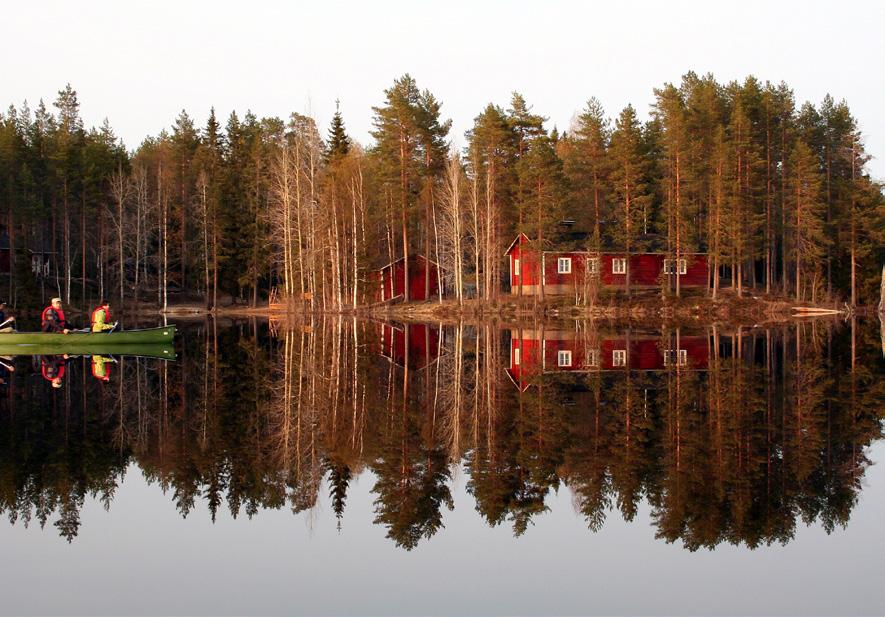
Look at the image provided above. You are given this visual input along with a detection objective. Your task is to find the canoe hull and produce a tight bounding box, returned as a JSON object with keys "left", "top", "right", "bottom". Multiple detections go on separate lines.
{"left": 0, "top": 325, "right": 176, "bottom": 345}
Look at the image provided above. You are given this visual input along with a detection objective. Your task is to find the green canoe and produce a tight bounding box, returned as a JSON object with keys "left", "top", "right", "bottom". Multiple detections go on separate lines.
{"left": 0, "top": 325, "right": 176, "bottom": 345}
{"left": 0, "top": 343, "right": 176, "bottom": 359}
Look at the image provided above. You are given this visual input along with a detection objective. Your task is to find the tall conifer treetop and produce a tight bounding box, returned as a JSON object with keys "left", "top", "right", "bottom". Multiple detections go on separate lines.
{"left": 326, "top": 99, "right": 350, "bottom": 162}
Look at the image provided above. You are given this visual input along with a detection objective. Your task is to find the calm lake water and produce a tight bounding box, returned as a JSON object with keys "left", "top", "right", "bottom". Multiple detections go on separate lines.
{"left": 0, "top": 317, "right": 883, "bottom": 616}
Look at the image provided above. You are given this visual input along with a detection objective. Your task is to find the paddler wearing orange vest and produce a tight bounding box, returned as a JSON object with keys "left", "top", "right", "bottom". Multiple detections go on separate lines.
{"left": 91, "top": 300, "right": 117, "bottom": 333}
{"left": 41, "top": 298, "right": 70, "bottom": 334}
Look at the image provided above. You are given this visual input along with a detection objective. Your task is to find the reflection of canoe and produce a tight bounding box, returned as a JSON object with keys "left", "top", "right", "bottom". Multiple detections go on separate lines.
{"left": 0, "top": 343, "right": 176, "bottom": 359}
{"left": 0, "top": 325, "right": 176, "bottom": 345}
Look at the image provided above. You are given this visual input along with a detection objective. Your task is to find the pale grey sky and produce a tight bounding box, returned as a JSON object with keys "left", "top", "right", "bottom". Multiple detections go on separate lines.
{"left": 4, "top": 0, "right": 884, "bottom": 178}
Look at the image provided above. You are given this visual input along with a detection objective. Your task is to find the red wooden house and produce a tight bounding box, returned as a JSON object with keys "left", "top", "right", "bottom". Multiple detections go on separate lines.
{"left": 378, "top": 322, "right": 442, "bottom": 370}
{"left": 505, "top": 234, "right": 709, "bottom": 295}
{"left": 377, "top": 254, "right": 443, "bottom": 302}
{"left": 506, "top": 328, "right": 709, "bottom": 391}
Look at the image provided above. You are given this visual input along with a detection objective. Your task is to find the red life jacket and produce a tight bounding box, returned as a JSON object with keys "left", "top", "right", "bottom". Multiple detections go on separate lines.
{"left": 41, "top": 360, "right": 66, "bottom": 382}
{"left": 91, "top": 305, "right": 111, "bottom": 326}
{"left": 41, "top": 306, "right": 66, "bottom": 330}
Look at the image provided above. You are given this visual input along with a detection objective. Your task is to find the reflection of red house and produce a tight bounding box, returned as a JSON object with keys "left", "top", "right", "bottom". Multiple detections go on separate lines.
{"left": 377, "top": 255, "right": 443, "bottom": 302}
{"left": 505, "top": 234, "right": 709, "bottom": 294}
{"left": 506, "top": 329, "right": 709, "bottom": 391}
{"left": 379, "top": 322, "right": 442, "bottom": 369}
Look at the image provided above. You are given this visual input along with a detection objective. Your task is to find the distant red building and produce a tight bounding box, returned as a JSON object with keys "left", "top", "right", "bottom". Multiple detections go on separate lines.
{"left": 378, "top": 322, "right": 442, "bottom": 370}
{"left": 377, "top": 254, "right": 443, "bottom": 302}
{"left": 505, "top": 234, "right": 709, "bottom": 294}
{"left": 506, "top": 328, "right": 709, "bottom": 391}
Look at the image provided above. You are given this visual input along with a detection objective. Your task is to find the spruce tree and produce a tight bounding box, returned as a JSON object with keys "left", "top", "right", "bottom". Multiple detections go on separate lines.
{"left": 326, "top": 100, "right": 350, "bottom": 163}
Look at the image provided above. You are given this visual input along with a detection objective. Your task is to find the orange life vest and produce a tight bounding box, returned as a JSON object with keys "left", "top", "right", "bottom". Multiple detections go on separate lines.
{"left": 91, "top": 305, "right": 111, "bottom": 326}
{"left": 92, "top": 358, "right": 111, "bottom": 381}
{"left": 41, "top": 306, "right": 66, "bottom": 332}
{"left": 41, "top": 359, "right": 66, "bottom": 381}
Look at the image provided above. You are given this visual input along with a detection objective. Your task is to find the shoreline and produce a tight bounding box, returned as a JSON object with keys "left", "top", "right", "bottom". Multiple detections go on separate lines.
{"left": 139, "top": 291, "right": 870, "bottom": 328}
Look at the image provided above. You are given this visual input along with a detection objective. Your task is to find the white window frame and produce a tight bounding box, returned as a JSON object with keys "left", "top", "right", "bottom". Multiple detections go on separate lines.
{"left": 664, "top": 259, "right": 688, "bottom": 275}
{"left": 613, "top": 349, "right": 627, "bottom": 367}
{"left": 587, "top": 257, "right": 600, "bottom": 274}
{"left": 664, "top": 349, "right": 688, "bottom": 367}
{"left": 557, "top": 349, "right": 572, "bottom": 367}
{"left": 513, "top": 257, "right": 520, "bottom": 276}
{"left": 514, "top": 347, "right": 521, "bottom": 366}
{"left": 587, "top": 349, "right": 600, "bottom": 367}
{"left": 557, "top": 257, "right": 572, "bottom": 274}
{"left": 612, "top": 258, "right": 627, "bottom": 275}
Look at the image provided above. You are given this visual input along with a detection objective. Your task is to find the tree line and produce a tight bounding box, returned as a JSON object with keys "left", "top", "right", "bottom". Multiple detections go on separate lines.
{"left": 0, "top": 73, "right": 882, "bottom": 311}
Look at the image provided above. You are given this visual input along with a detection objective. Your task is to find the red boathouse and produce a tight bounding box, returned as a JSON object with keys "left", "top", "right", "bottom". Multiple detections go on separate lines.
{"left": 377, "top": 255, "right": 443, "bottom": 302}
{"left": 505, "top": 234, "right": 709, "bottom": 294}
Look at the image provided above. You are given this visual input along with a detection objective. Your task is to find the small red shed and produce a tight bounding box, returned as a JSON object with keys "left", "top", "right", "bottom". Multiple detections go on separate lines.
{"left": 378, "top": 254, "right": 443, "bottom": 302}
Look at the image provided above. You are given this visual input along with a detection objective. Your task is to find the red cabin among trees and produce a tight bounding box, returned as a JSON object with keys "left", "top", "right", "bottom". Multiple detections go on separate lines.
{"left": 506, "top": 328, "right": 709, "bottom": 391}
{"left": 505, "top": 234, "right": 709, "bottom": 294}
{"left": 377, "top": 254, "right": 443, "bottom": 302}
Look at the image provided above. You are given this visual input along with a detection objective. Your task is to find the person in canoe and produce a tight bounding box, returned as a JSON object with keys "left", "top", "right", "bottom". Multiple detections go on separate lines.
{"left": 41, "top": 354, "right": 68, "bottom": 388}
{"left": 91, "top": 300, "right": 116, "bottom": 333}
{"left": 41, "top": 298, "right": 70, "bottom": 334}
{"left": 0, "top": 302, "right": 15, "bottom": 332}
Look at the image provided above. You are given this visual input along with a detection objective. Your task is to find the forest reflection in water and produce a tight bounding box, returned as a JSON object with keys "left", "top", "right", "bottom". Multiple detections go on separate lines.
{"left": 0, "top": 317, "right": 882, "bottom": 551}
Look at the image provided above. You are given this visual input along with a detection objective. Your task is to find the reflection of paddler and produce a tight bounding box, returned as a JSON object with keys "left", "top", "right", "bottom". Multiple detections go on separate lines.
{"left": 41, "top": 354, "right": 69, "bottom": 388}
{"left": 0, "top": 356, "right": 13, "bottom": 387}
{"left": 91, "top": 355, "right": 114, "bottom": 382}
{"left": 0, "top": 302, "right": 16, "bottom": 332}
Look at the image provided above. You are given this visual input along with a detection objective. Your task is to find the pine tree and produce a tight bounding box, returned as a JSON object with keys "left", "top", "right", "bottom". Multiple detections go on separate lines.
{"left": 653, "top": 83, "right": 690, "bottom": 295}
{"left": 517, "top": 132, "right": 565, "bottom": 301}
{"left": 371, "top": 75, "right": 424, "bottom": 302}
{"left": 789, "top": 140, "right": 827, "bottom": 301}
{"left": 170, "top": 109, "right": 200, "bottom": 293}
{"left": 466, "top": 104, "right": 517, "bottom": 300}
{"left": 508, "top": 93, "right": 546, "bottom": 236}
{"left": 563, "top": 97, "right": 609, "bottom": 252}
{"left": 608, "top": 105, "right": 651, "bottom": 296}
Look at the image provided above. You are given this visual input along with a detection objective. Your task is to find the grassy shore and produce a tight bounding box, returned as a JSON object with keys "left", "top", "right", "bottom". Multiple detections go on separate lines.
{"left": 157, "top": 289, "right": 858, "bottom": 328}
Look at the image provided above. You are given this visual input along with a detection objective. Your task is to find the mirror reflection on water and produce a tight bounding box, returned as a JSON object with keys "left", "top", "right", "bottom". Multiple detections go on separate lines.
{"left": 0, "top": 317, "right": 883, "bottom": 614}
